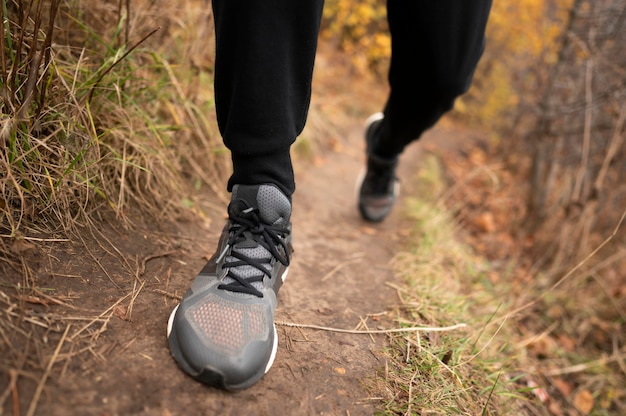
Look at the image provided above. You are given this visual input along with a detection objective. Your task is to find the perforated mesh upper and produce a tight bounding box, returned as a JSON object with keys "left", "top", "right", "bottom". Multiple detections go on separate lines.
{"left": 186, "top": 293, "right": 268, "bottom": 355}
{"left": 257, "top": 185, "right": 291, "bottom": 225}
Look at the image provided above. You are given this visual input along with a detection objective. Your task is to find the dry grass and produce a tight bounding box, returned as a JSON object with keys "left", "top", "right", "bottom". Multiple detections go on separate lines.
{"left": 374, "top": 152, "right": 626, "bottom": 415}
{"left": 1, "top": 0, "right": 230, "bottom": 270}
{"left": 1, "top": 0, "right": 227, "bottom": 239}
{"left": 371, "top": 176, "right": 524, "bottom": 415}
{"left": 1, "top": 1, "right": 227, "bottom": 412}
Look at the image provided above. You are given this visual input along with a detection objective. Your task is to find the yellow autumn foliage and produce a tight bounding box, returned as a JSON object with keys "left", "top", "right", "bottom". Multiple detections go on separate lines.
{"left": 457, "top": 0, "right": 574, "bottom": 130}
{"left": 322, "top": 0, "right": 390, "bottom": 75}
{"left": 322, "top": 0, "right": 574, "bottom": 131}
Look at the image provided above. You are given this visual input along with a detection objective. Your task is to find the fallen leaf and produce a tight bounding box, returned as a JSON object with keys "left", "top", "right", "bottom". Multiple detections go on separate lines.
{"left": 316, "top": 307, "right": 333, "bottom": 316}
{"left": 19, "top": 295, "right": 51, "bottom": 306}
{"left": 113, "top": 305, "right": 127, "bottom": 320}
{"left": 552, "top": 377, "right": 573, "bottom": 397}
{"left": 469, "top": 148, "right": 487, "bottom": 165}
{"left": 328, "top": 137, "right": 343, "bottom": 153}
{"left": 11, "top": 238, "right": 36, "bottom": 254}
{"left": 475, "top": 212, "right": 496, "bottom": 233}
{"left": 527, "top": 336, "right": 556, "bottom": 359}
{"left": 573, "top": 389, "right": 594, "bottom": 414}
{"left": 361, "top": 226, "right": 377, "bottom": 236}
{"left": 333, "top": 367, "right": 346, "bottom": 375}
{"left": 556, "top": 334, "right": 576, "bottom": 352}
{"left": 548, "top": 401, "right": 563, "bottom": 416}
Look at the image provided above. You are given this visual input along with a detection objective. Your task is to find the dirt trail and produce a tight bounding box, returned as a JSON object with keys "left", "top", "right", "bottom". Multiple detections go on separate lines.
{"left": 1, "top": 54, "right": 446, "bottom": 415}
{"left": 46, "top": 122, "right": 422, "bottom": 416}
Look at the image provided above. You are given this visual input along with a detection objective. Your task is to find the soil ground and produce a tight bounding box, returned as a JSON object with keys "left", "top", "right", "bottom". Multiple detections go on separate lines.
{"left": 0, "top": 52, "right": 476, "bottom": 415}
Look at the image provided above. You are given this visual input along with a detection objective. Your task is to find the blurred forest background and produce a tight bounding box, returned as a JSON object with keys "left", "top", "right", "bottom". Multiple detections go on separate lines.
{"left": 1, "top": 0, "right": 625, "bottom": 414}
{"left": 322, "top": 1, "right": 626, "bottom": 412}
{"left": 325, "top": 0, "right": 626, "bottom": 278}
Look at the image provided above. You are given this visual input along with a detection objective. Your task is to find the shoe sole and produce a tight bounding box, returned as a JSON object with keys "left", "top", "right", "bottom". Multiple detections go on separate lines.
{"left": 364, "top": 112, "right": 384, "bottom": 130}
{"left": 166, "top": 267, "right": 288, "bottom": 390}
{"left": 356, "top": 112, "right": 400, "bottom": 222}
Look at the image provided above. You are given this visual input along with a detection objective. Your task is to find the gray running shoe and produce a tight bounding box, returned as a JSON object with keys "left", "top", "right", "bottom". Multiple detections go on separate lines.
{"left": 167, "top": 184, "right": 292, "bottom": 390}
{"left": 357, "top": 113, "right": 399, "bottom": 222}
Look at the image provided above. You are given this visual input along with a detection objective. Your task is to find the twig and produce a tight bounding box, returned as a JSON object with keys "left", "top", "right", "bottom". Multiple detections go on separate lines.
{"left": 5, "top": 309, "right": 51, "bottom": 329}
{"left": 26, "top": 324, "right": 71, "bottom": 416}
{"left": 594, "top": 102, "right": 626, "bottom": 192}
{"left": 125, "top": 279, "right": 145, "bottom": 321}
{"left": 152, "top": 289, "right": 182, "bottom": 301}
{"left": 0, "top": 234, "right": 70, "bottom": 242}
{"left": 356, "top": 315, "right": 376, "bottom": 343}
{"left": 15, "top": 50, "right": 42, "bottom": 121}
{"left": 36, "top": 0, "right": 61, "bottom": 117}
{"left": 275, "top": 321, "right": 467, "bottom": 335}
{"left": 0, "top": 369, "right": 19, "bottom": 415}
{"left": 571, "top": 59, "right": 593, "bottom": 203}
{"left": 75, "top": 230, "right": 121, "bottom": 289}
{"left": 85, "top": 217, "right": 135, "bottom": 281}
{"left": 69, "top": 293, "right": 132, "bottom": 341}
{"left": 49, "top": 273, "right": 82, "bottom": 278}
{"left": 140, "top": 251, "right": 176, "bottom": 276}
{"left": 541, "top": 354, "right": 624, "bottom": 376}
{"left": 406, "top": 367, "right": 419, "bottom": 416}
{"left": 405, "top": 334, "right": 463, "bottom": 386}
{"left": 494, "top": 208, "right": 626, "bottom": 323}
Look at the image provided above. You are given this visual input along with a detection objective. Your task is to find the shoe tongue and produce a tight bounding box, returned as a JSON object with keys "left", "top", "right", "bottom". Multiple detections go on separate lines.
{"left": 221, "top": 185, "right": 291, "bottom": 296}
{"left": 230, "top": 184, "right": 291, "bottom": 225}
{"left": 223, "top": 199, "right": 269, "bottom": 293}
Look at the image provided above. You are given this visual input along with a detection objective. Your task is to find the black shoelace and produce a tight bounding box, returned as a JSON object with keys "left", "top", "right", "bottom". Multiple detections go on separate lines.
{"left": 217, "top": 207, "right": 290, "bottom": 297}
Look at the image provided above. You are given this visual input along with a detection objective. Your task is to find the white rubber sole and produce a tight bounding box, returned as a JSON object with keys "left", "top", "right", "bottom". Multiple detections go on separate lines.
{"left": 166, "top": 304, "right": 178, "bottom": 338}
{"left": 364, "top": 112, "right": 384, "bottom": 127}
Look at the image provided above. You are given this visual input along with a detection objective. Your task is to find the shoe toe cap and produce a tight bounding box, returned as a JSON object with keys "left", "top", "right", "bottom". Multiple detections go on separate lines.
{"left": 168, "top": 295, "right": 275, "bottom": 390}
{"left": 359, "top": 196, "right": 396, "bottom": 222}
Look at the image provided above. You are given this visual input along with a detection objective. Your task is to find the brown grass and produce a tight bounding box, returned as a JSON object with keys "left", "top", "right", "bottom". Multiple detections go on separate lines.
{"left": 1, "top": 1, "right": 226, "bottom": 412}
{"left": 377, "top": 148, "right": 626, "bottom": 415}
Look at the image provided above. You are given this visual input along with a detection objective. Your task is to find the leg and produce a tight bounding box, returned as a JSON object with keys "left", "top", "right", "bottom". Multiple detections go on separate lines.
{"left": 359, "top": 1, "right": 492, "bottom": 222}
{"left": 168, "top": 0, "right": 324, "bottom": 390}
{"left": 213, "top": 0, "right": 324, "bottom": 197}
{"left": 372, "top": 0, "right": 492, "bottom": 158}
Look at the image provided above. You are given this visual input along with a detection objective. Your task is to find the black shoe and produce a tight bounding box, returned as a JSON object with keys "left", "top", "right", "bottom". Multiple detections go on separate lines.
{"left": 357, "top": 113, "right": 399, "bottom": 222}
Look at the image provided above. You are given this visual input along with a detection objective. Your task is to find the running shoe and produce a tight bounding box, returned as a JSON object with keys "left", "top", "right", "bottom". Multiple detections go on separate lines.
{"left": 167, "top": 184, "right": 292, "bottom": 390}
{"left": 357, "top": 113, "right": 399, "bottom": 222}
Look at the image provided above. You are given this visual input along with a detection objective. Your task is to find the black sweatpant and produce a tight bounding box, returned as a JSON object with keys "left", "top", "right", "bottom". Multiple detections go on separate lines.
{"left": 211, "top": 0, "right": 492, "bottom": 198}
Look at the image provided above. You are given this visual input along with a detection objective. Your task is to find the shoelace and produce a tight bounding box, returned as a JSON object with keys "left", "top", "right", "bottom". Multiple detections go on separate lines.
{"left": 217, "top": 207, "right": 290, "bottom": 297}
